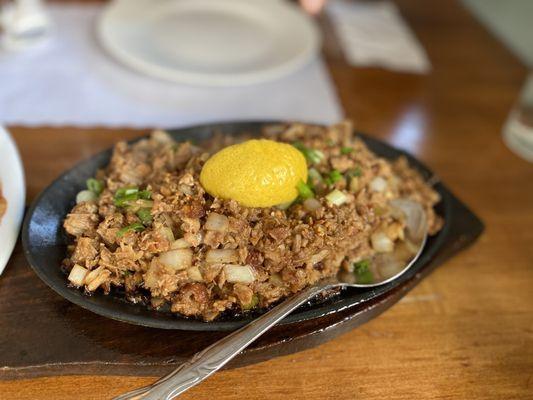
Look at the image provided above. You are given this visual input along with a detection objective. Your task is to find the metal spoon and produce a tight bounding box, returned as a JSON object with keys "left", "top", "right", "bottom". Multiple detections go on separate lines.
{"left": 115, "top": 198, "right": 428, "bottom": 400}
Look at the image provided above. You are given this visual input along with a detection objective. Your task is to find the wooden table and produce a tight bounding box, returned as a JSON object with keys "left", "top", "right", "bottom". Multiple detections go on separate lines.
{"left": 2, "top": 0, "right": 532, "bottom": 398}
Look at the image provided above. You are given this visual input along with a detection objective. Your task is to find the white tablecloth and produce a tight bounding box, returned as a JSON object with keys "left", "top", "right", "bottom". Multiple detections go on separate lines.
{"left": 0, "top": 4, "right": 343, "bottom": 128}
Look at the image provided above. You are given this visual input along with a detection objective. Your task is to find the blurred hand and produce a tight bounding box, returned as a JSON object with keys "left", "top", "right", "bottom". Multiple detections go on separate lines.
{"left": 299, "top": 0, "right": 327, "bottom": 14}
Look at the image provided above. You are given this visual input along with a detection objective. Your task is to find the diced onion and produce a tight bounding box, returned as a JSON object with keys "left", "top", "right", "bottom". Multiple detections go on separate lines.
{"left": 371, "top": 231, "right": 394, "bottom": 253}
{"left": 187, "top": 266, "right": 203, "bottom": 282}
{"left": 170, "top": 238, "right": 191, "bottom": 249}
{"left": 159, "top": 227, "right": 175, "bottom": 242}
{"left": 68, "top": 264, "right": 88, "bottom": 287}
{"left": 159, "top": 249, "right": 193, "bottom": 270}
{"left": 303, "top": 198, "right": 321, "bottom": 212}
{"left": 206, "top": 249, "right": 238, "bottom": 264}
{"left": 223, "top": 264, "right": 255, "bottom": 283}
{"left": 370, "top": 177, "right": 388, "bottom": 193}
{"left": 390, "top": 199, "right": 426, "bottom": 241}
{"left": 76, "top": 190, "right": 97, "bottom": 204}
{"left": 325, "top": 189, "right": 348, "bottom": 206}
{"left": 313, "top": 149, "right": 325, "bottom": 163}
{"left": 204, "top": 213, "right": 229, "bottom": 232}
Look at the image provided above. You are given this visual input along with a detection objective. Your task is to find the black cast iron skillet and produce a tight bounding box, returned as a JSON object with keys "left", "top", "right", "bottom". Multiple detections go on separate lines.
{"left": 22, "top": 121, "right": 451, "bottom": 331}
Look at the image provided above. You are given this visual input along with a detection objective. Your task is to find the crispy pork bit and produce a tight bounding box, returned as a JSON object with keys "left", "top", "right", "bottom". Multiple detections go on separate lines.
{"left": 171, "top": 283, "right": 209, "bottom": 316}
{"left": 63, "top": 203, "right": 99, "bottom": 237}
{"left": 85, "top": 267, "right": 112, "bottom": 291}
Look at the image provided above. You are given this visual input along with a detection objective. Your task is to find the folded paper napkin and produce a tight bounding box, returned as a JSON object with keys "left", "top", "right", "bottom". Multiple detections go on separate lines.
{"left": 327, "top": 0, "right": 431, "bottom": 74}
{"left": 0, "top": 4, "right": 342, "bottom": 128}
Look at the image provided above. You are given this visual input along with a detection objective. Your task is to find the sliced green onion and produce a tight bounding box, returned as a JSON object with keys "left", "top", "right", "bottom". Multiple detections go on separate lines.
{"left": 115, "top": 187, "right": 139, "bottom": 198}
{"left": 114, "top": 187, "right": 152, "bottom": 207}
{"left": 136, "top": 208, "right": 153, "bottom": 225}
{"left": 86, "top": 178, "right": 104, "bottom": 195}
{"left": 326, "top": 139, "right": 335, "bottom": 146}
{"left": 326, "top": 170, "right": 342, "bottom": 185}
{"left": 309, "top": 149, "right": 324, "bottom": 164}
{"left": 341, "top": 146, "right": 353, "bottom": 155}
{"left": 114, "top": 193, "right": 138, "bottom": 207}
{"left": 354, "top": 260, "right": 374, "bottom": 284}
{"left": 139, "top": 190, "right": 152, "bottom": 200}
{"left": 348, "top": 167, "right": 362, "bottom": 177}
{"left": 297, "top": 180, "right": 314, "bottom": 200}
{"left": 114, "top": 187, "right": 138, "bottom": 206}
{"left": 117, "top": 222, "right": 145, "bottom": 238}
{"left": 325, "top": 189, "right": 348, "bottom": 206}
{"left": 292, "top": 142, "right": 324, "bottom": 165}
{"left": 292, "top": 141, "right": 306, "bottom": 152}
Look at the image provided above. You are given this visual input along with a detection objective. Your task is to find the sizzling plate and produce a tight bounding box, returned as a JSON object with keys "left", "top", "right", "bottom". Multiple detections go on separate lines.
{"left": 22, "top": 121, "right": 450, "bottom": 331}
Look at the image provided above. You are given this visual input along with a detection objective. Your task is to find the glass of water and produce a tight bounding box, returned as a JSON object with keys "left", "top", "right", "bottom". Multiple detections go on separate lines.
{"left": 503, "top": 72, "right": 533, "bottom": 162}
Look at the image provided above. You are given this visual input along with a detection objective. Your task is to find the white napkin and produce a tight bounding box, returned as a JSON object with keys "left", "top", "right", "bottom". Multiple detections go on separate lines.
{"left": 327, "top": 0, "right": 430, "bottom": 74}
{"left": 0, "top": 4, "right": 343, "bottom": 128}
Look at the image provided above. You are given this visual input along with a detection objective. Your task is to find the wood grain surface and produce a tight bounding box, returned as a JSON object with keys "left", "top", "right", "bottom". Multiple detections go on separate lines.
{"left": 1, "top": 0, "right": 532, "bottom": 399}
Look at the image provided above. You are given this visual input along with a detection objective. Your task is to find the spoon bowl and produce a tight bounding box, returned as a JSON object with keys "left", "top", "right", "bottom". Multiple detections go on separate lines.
{"left": 339, "top": 198, "right": 427, "bottom": 288}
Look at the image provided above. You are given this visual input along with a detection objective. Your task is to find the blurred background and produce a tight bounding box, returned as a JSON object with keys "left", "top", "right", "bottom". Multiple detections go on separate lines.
{"left": 0, "top": 0, "right": 532, "bottom": 162}
{"left": 1, "top": 1, "right": 533, "bottom": 399}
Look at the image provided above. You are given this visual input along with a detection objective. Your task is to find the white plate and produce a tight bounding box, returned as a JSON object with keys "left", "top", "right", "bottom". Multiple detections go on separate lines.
{"left": 97, "top": 0, "right": 321, "bottom": 86}
{"left": 0, "top": 127, "right": 25, "bottom": 276}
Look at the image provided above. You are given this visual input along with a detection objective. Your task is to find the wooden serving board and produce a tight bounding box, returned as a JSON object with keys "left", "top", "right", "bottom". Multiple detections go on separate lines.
{"left": 0, "top": 193, "right": 482, "bottom": 380}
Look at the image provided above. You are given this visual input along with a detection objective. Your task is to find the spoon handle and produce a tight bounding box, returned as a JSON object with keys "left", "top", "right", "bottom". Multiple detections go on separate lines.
{"left": 114, "top": 283, "right": 332, "bottom": 400}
